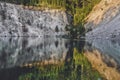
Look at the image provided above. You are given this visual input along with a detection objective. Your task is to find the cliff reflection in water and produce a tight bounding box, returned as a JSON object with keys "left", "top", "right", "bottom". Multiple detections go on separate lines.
{"left": 85, "top": 39, "right": 120, "bottom": 80}
{"left": 0, "top": 37, "right": 69, "bottom": 68}
{"left": 0, "top": 37, "right": 103, "bottom": 80}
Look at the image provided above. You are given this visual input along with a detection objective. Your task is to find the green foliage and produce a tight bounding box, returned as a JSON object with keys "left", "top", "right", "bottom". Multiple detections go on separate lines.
{"left": 65, "top": 23, "right": 85, "bottom": 38}
{"left": 65, "top": 0, "right": 101, "bottom": 38}
{"left": 1, "top": 0, "right": 66, "bottom": 9}
{"left": 73, "top": 48, "right": 102, "bottom": 80}
{"left": 73, "top": 0, "right": 101, "bottom": 25}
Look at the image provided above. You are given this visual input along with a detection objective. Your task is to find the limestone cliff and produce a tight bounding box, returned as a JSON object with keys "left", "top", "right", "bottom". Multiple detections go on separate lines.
{"left": 0, "top": 2, "right": 69, "bottom": 37}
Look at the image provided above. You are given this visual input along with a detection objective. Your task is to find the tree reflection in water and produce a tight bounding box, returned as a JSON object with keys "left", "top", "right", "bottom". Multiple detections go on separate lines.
{"left": 0, "top": 37, "right": 103, "bottom": 80}
{"left": 18, "top": 39, "right": 103, "bottom": 80}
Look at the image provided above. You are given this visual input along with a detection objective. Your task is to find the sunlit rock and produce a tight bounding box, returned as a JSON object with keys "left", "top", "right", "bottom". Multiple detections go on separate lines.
{"left": 0, "top": 2, "right": 69, "bottom": 37}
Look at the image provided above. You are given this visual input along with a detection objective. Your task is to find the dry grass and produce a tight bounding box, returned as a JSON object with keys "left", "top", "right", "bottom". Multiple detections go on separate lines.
{"left": 84, "top": 50, "right": 120, "bottom": 80}
{"left": 85, "top": 0, "right": 120, "bottom": 25}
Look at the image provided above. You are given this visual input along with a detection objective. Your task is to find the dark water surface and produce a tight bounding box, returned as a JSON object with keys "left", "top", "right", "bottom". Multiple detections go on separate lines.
{"left": 0, "top": 37, "right": 120, "bottom": 80}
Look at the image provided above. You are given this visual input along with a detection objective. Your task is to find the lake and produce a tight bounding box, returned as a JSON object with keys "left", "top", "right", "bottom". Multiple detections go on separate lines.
{"left": 0, "top": 37, "right": 120, "bottom": 80}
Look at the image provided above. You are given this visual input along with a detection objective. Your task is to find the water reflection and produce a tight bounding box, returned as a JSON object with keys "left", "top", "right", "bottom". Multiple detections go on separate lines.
{"left": 0, "top": 37, "right": 68, "bottom": 69}
{"left": 0, "top": 37, "right": 103, "bottom": 80}
{"left": 85, "top": 39, "right": 120, "bottom": 80}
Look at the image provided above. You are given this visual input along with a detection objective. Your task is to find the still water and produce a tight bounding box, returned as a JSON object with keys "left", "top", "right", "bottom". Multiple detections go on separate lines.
{"left": 0, "top": 37, "right": 120, "bottom": 80}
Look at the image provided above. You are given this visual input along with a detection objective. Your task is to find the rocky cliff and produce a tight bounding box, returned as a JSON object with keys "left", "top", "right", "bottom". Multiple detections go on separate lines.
{"left": 0, "top": 2, "right": 69, "bottom": 37}
{"left": 85, "top": 0, "right": 120, "bottom": 40}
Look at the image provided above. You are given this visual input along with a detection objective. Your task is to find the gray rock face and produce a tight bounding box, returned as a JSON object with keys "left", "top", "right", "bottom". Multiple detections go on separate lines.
{"left": 0, "top": 2, "right": 69, "bottom": 37}
{"left": 86, "top": 10, "right": 120, "bottom": 40}
{"left": 85, "top": 0, "right": 120, "bottom": 40}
